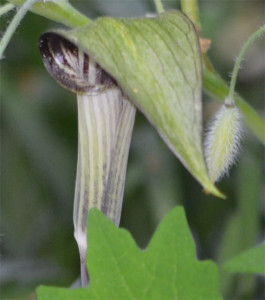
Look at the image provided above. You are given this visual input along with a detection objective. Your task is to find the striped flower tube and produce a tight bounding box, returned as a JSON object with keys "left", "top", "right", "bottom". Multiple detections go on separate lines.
{"left": 39, "top": 33, "right": 136, "bottom": 286}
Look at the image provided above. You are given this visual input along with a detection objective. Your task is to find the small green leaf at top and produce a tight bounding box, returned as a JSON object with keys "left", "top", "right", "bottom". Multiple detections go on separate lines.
{"left": 223, "top": 243, "right": 265, "bottom": 275}
{"left": 37, "top": 207, "right": 222, "bottom": 299}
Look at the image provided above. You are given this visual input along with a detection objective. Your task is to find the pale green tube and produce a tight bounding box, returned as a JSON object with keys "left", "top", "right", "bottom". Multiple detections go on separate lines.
{"left": 74, "top": 91, "right": 135, "bottom": 286}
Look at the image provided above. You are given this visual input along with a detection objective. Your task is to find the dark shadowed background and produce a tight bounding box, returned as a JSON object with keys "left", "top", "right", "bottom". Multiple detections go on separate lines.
{"left": 1, "top": 0, "right": 264, "bottom": 298}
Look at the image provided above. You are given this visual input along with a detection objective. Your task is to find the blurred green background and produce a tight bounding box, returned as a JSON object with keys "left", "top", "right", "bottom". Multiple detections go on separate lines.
{"left": 1, "top": 0, "right": 264, "bottom": 299}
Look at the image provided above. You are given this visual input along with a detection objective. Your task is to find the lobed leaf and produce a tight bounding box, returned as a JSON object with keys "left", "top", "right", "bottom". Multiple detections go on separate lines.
{"left": 37, "top": 207, "right": 222, "bottom": 299}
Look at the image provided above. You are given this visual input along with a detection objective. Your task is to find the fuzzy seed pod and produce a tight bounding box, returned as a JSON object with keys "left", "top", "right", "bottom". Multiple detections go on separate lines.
{"left": 204, "top": 100, "right": 242, "bottom": 183}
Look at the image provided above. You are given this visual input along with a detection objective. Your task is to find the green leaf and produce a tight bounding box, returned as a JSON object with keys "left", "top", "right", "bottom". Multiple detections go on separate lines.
{"left": 46, "top": 10, "right": 223, "bottom": 197}
{"left": 37, "top": 207, "right": 222, "bottom": 299}
{"left": 223, "top": 244, "right": 265, "bottom": 275}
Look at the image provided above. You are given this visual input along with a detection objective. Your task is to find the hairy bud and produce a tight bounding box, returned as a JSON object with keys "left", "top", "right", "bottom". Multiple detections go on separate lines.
{"left": 204, "top": 99, "right": 242, "bottom": 182}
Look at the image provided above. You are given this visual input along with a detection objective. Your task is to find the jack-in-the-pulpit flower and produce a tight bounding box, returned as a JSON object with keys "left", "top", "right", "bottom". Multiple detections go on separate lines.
{"left": 39, "top": 33, "right": 136, "bottom": 286}
{"left": 204, "top": 97, "right": 242, "bottom": 183}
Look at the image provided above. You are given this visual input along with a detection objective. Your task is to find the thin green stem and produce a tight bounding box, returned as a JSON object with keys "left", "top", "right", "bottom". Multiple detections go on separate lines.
{"left": 180, "top": 0, "right": 201, "bottom": 29}
{"left": 0, "top": 3, "right": 15, "bottom": 16}
{"left": 0, "top": 0, "right": 38, "bottom": 59}
{"left": 228, "top": 25, "right": 265, "bottom": 101}
{"left": 154, "top": 0, "right": 164, "bottom": 14}
{"left": 8, "top": 0, "right": 91, "bottom": 27}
